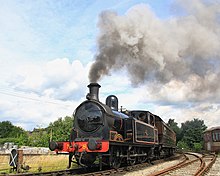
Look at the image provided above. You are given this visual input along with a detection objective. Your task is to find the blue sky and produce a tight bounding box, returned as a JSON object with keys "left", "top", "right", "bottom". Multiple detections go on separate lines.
{"left": 0, "top": 0, "right": 174, "bottom": 63}
{"left": 0, "top": 0, "right": 220, "bottom": 130}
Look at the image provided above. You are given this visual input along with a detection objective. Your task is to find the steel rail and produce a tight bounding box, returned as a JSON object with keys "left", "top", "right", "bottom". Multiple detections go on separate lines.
{"left": 147, "top": 152, "right": 203, "bottom": 176}
{"left": 195, "top": 153, "right": 217, "bottom": 176}
{"left": 0, "top": 154, "right": 183, "bottom": 176}
{"left": 0, "top": 167, "right": 84, "bottom": 176}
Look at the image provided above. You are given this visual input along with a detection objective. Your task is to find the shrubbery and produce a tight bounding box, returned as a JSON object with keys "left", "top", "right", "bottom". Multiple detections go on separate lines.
{"left": 168, "top": 118, "right": 207, "bottom": 152}
{"left": 0, "top": 116, "right": 73, "bottom": 147}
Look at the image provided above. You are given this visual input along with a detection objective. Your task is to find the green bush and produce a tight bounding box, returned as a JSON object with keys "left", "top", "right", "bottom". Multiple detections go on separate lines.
{"left": 0, "top": 138, "right": 17, "bottom": 144}
{"left": 0, "top": 134, "right": 28, "bottom": 146}
{"left": 177, "top": 140, "right": 190, "bottom": 151}
{"left": 193, "top": 142, "right": 202, "bottom": 152}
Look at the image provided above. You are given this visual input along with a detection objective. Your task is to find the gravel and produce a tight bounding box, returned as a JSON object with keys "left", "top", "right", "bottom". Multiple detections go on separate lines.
{"left": 206, "top": 156, "right": 220, "bottom": 176}
{"left": 121, "top": 159, "right": 182, "bottom": 176}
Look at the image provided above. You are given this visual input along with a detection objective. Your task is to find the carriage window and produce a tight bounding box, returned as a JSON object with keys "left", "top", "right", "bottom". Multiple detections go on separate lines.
{"left": 216, "top": 132, "right": 219, "bottom": 141}
{"left": 204, "top": 134, "right": 207, "bottom": 142}
{"left": 155, "top": 129, "right": 158, "bottom": 143}
{"left": 205, "top": 134, "right": 208, "bottom": 141}
{"left": 138, "top": 113, "right": 148, "bottom": 123}
{"left": 212, "top": 133, "right": 216, "bottom": 141}
{"left": 207, "top": 134, "right": 209, "bottom": 141}
{"left": 150, "top": 115, "right": 154, "bottom": 126}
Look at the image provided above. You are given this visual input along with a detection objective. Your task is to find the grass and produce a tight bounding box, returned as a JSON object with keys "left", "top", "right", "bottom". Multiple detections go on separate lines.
{"left": 0, "top": 154, "right": 77, "bottom": 174}
{"left": 0, "top": 155, "right": 11, "bottom": 173}
{"left": 23, "top": 155, "right": 69, "bottom": 172}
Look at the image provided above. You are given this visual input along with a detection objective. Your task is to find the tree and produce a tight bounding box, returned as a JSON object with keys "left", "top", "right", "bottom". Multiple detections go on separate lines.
{"left": 167, "top": 119, "right": 182, "bottom": 143}
{"left": 177, "top": 140, "right": 190, "bottom": 150}
{"left": 193, "top": 142, "right": 202, "bottom": 152}
{"left": 27, "top": 128, "right": 49, "bottom": 147}
{"left": 180, "top": 118, "right": 207, "bottom": 150}
{"left": 25, "top": 116, "right": 73, "bottom": 147}
{"left": 0, "top": 121, "right": 13, "bottom": 138}
{"left": 47, "top": 116, "right": 73, "bottom": 142}
{"left": 0, "top": 121, "right": 28, "bottom": 145}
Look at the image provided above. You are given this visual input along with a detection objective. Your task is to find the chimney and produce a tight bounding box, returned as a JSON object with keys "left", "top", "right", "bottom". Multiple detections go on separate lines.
{"left": 86, "top": 83, "right": 101, "bottom": 101}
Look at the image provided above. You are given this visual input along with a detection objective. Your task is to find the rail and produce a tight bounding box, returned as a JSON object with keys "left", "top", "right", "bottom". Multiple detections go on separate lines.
{"left": 146, "top": 152, "right": 217, "bottom": 176}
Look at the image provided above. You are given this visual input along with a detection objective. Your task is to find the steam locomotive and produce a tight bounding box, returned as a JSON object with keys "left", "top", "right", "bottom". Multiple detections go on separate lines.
{"left": 49, "top": 83, "right": 176, "bottom": 170}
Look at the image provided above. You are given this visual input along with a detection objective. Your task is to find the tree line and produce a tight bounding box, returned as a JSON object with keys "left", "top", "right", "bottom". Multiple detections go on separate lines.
{"left": 0, "top": 116, "right": 73, "bottom": 147}
{"left": 0, "top": 117, "right": 207, "bottom": 151}
{"left": 167, "top": 118, "right": 207, "bottom": 151}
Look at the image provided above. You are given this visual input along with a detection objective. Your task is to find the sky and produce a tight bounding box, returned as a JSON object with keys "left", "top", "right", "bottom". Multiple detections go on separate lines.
{"left": 0, "top": 0, "right": 219, "bottom": 130}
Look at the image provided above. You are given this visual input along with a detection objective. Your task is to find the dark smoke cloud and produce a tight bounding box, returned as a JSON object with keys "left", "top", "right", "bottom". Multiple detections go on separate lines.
{"left": 89, "top": 0, "right": 220, "bottom": 102}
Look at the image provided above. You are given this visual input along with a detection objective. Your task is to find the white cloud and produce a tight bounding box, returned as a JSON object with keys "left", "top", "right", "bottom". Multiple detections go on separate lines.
{"left": 8, "top": 58, "right": 90, "bottom": 101}
{"left": 0, "top": 58, "right": 91, "bottom": 130}
{"left": 0, "top": 93, "right": 75, "bottom": 130}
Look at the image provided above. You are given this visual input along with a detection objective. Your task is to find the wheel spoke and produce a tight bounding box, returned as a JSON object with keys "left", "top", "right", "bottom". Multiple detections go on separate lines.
{"left": 111, "top": 147, "right": 122, "bottom": 169}
{"left": 128, "top": 147, "right": 136, "bottom": 166}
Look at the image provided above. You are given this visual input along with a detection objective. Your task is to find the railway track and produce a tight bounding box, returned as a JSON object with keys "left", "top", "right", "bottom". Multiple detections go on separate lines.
{"left": 0, "top": 154, "right": 181, "bottom": 176}
{"left": 0, "top": 161, "right": 151, "bottom": 176}
{"left": 206, "top": 154, "right": 220, "bottom": 176}
{"left": 199, "top": 153, "right": 217, "bottom": 176}
{"left": 0, "top": 167, "right": 83, "bottom": 176}
{"left": 73, "top": 154, "right": 182, "bottom": 176}
{"left": 0, "top": 165, "right": 104, "bottom": 176}
{"left": 0, "top": 153, "right": 216, "bottom": 176}
{"left": 147, "top": 152, "right": 217, "bottom": 176}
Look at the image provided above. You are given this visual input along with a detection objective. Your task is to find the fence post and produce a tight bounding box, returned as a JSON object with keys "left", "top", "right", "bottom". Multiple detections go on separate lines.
{"left": 17, "top": 149, "right": 23, "bottom": 173}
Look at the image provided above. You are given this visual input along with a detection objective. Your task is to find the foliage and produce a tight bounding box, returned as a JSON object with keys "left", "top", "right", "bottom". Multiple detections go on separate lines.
{"left": 47, "top": 116, "right": 73, "bottom": 142}
{"left": 0, "top": 116, "right": 73, "bottom": 147}
{"left": 167, "top": 118, "right": 207, "bottom": 151}
{"left": 27, "top": 128, "right": 50, "bottom": 147}
{"left": 0, "top": 121, "right": 26, "bottom": 138}
{"left": 0, "top": 121, "right": 28, "bottom": 145}
{"left": 0, "top": 137, "right": 18, "bottom": 144}
{"left": 177, "top": 140, "right": 190, "bottom": 150}
{"left": 193, "top": 142, "right": 203, "bottom": 152}
{"left": 27, "top": 116, "right": 73, "bottom": 147}
{"left": 180, "top": 118, "right": 207, "bottom": 149}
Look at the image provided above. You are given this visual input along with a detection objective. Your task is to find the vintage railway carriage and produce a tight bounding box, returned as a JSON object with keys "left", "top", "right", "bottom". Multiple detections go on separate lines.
{"left": 203, "top": 126, "right": 220, "bottom": 153}
{"left": 49, "top": 83, "right": 176, "bottom": 169}
{"left": 155, "top": 115, "right": 176, "bottom": 155}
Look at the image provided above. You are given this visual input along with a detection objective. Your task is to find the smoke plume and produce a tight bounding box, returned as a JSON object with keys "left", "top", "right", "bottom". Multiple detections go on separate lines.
{"left": 89, "top": 0, "right": 220, "bottom": 102}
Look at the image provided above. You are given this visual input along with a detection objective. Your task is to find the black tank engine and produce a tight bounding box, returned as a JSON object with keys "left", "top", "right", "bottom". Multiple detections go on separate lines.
{"left": 49, "top": 83, "right": 176, "bottom": 169}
